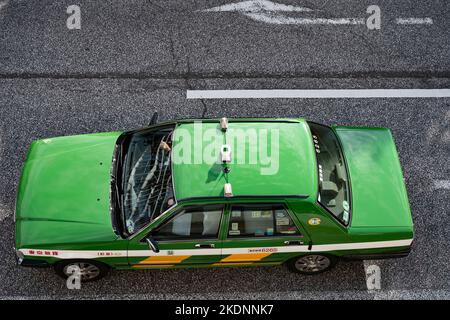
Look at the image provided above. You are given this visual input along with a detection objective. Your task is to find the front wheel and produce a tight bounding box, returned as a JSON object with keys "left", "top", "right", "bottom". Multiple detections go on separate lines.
{"left": 287, "top": 254, "right": 336, "bottom": 275}
{"left": 54, "top": 260, "right": 110, "bottom": 282}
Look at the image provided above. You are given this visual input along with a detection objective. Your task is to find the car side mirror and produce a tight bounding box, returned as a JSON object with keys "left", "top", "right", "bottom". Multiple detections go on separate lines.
{"left": 145, "top": 237, "right": 160, "bottom": 253}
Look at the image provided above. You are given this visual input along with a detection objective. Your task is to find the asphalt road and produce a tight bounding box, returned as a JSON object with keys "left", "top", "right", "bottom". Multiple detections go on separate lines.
{"left": 0, "top": 0, "right": 449, "bottom": 299}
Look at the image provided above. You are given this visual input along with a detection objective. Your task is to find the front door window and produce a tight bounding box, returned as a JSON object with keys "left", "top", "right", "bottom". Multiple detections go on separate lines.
{"left": 152, "top": 205, "right": 223, "bottom": 241}
{"left": 127, "top": 204, "right": 225, "bottom": 268}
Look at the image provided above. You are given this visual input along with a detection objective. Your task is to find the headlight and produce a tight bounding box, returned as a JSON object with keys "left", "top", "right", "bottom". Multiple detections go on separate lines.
{"left": 15, "top": 249, "right": 24, "bottom": 264}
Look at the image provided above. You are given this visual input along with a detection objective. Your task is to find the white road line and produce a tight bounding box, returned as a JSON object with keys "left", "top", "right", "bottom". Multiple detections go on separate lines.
{"left": 200, "top": 1, "right": 435, "bottom": 27}
{"left": 200, "top": 0, "right": 314, "bottom": 13}
{"left": 433, "top": 180, "right": 450, "bottom": 190}
{"left": 244, "top": 13, "right": 363, "bottom": 25}
{"left": 199, "top": 0, "right": 364, "bottom": 25}
{"left": 186, "top": 89, "right": 450, "bottom": 99}
{"left": 396, "top": 18, "right": 433, "bottom": 25}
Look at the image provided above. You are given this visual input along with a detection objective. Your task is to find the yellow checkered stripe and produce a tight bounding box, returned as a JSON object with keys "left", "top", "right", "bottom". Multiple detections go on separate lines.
{"left": 213, "top": 253, "right": 271, "bottom": 266}
{"left": 133, "top": 253, "right": 272, "bottom": 268}
{"left": 133, "top": 255, "right": 191, "bottom": 268}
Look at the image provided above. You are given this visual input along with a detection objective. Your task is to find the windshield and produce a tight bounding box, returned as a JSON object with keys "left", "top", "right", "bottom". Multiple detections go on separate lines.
{"left": 308, "top": 122, "right": 351, "bottom": 225}
{"left": 120, "top": 126, "right": 175, "bottom": 235}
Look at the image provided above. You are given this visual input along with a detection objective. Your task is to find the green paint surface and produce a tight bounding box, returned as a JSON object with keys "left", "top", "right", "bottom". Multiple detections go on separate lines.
{"left": 172, "top": 119, "right": 317, "bottom": 200}
{"left": 334, "top": 127, "right": 413, "bottom": 230}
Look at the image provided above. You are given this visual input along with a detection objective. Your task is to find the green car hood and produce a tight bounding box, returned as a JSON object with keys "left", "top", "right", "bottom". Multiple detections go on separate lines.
{"left": 334, "top": 127, "right": 413, "bottom": 230}
{"left": 15, "top": 132, "right": 122, "bottom": 248}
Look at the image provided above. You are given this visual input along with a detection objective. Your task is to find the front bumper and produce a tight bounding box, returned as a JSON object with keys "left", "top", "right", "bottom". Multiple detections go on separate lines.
{"left": 15, "top": 248, "right": 50, "bottom": 267}
{"left": 19, "top": 259, "right": 50, "bottom": 267}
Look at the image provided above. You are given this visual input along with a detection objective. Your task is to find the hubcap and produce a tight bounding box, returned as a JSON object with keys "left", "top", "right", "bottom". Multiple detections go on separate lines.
{"left": 295, "top": 255, "right": 330, "bottom": 273}
{"left": 64, "top": 262, "right": 100, "bottom": 281}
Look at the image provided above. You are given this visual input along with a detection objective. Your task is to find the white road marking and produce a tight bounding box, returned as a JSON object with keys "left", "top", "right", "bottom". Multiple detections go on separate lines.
{"left": 396, "top": 18, "right": 433, "bottom": 25}
{"left": 199, "top": 0, "right": 363, "bottom": 25}
{"left": 244, "top": 13, "right": 363, "bottom": 25}
{"left": 200, "top": 0, "right": 313, "bottom": 13}
{"left": 433, "top": 180, "right": 450, "bottom": 190}
{"left": 200, "top": 1, "right": 435, "bottom": 27}
{"left": 186, "top": 89, "right": 450, "bottom": 99}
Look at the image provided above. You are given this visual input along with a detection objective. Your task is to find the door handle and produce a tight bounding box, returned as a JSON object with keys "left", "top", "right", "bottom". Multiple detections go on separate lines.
{"left": 195, "top": 243, "right": 215, "bottom": 248}
{"left": 284, "top": 240, "right": 304, "bottom": 246}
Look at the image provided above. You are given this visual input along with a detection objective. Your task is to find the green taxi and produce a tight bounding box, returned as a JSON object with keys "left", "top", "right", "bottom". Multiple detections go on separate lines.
{"left": 15, "top": 118, "right": 413, "bottom": 281}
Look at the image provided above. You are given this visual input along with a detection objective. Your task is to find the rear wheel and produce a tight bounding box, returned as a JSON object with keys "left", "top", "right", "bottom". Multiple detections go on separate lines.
{"left": 287, "top": 254, "right": 336, "bottom": 275}
{"left": 54, "top": 260, "right": 110, "bottom": 282}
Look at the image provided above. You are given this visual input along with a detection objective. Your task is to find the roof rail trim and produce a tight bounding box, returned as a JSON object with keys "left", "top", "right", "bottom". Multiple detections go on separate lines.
{"left": 177, "top": 194, "right": 309, "bottom": 203}
{"left": 175, "top": 118, "right": 302, "bottom": 124}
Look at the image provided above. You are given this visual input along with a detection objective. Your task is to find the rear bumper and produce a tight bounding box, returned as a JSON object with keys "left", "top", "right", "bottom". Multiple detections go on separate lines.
{"left": 342, "top": 247, "right": 411, "bottom": 260}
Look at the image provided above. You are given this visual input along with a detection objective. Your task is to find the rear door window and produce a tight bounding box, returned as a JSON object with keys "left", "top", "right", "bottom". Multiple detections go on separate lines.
{"left": 228, "top": 204, "right": 300, "bottom": 238}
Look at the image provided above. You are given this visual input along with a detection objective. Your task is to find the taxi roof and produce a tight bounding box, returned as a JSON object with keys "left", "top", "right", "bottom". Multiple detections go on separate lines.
{"left": 172, "top": 119, "right": 317, "bottom": 201}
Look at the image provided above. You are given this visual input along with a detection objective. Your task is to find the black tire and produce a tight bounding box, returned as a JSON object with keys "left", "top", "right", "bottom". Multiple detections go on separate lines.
{"left": 287, "top": 254, "right": 337, "bottom": 275}
{"left": 54, "top": 260, "right": 110, "bottom": 282}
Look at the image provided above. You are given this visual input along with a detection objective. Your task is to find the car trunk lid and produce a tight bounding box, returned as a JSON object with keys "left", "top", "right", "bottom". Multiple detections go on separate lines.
{"left": 334, "top": 127, "right": 413, "bottom": 229}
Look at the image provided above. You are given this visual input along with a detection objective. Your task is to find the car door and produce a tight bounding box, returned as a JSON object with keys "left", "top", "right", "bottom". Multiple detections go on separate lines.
{"left": 218, "top": 203, "right": 311, "bottom": 267}
{"left": 127, "top": 204, "right": 224, "bottom": 269}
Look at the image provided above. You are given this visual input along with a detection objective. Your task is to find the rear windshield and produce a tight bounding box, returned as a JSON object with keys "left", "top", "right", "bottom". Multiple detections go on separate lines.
{"left": 121, "top": 126, "right": 175, "bottom": 234}
{"left": 308, "top": 122, "right": 351, "bottom": 225}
